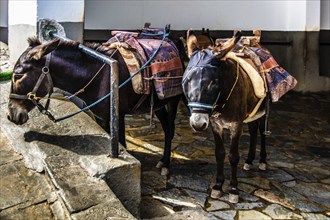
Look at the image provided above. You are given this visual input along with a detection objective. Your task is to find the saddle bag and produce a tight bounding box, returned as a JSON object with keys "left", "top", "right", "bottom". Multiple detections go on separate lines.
{"left": 105, "top": 23, "right": 184, "bottom": 99}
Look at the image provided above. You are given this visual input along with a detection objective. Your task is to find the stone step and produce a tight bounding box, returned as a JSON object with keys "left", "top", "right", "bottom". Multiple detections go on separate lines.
{"left": 1, "top": 82, "right": 140, "bottom": 219}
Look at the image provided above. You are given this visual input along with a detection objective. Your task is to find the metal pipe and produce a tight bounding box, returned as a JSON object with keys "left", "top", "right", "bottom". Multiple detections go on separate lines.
{"left": 110, "top": 63, "right": 119, "bottom": 157}
{"left": 50, "top": 32, "right": 117, "bottom": 64}
{"left": 50, "top": 31, "right": 119, "bottom": 158}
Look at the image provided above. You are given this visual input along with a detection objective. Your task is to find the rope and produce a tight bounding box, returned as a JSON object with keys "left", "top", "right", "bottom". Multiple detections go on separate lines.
{"left": 213, "top": 60, "right": 239, "bottom": 113}
{"left": 64, "top": 63, "right": 106, "bottom": 100}
{"left": 53, "top": 26, "right": 169, "bottom": 122}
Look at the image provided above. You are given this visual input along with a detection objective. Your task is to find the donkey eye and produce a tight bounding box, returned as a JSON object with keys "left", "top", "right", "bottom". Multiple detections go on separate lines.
{"left": 14, "top": 66, "right": 23, "bottom": 73}
{"left": 13, "top": 73, "right": 25, "bottom": 81}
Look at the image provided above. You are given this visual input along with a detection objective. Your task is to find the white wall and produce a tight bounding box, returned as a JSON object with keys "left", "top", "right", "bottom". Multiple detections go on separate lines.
{"left": 0, "top": 0, "right": 8, "bottom": 27}
{"left": 84, "top": 0, "right": 320, "bottom": 31}
{"left": 8, "top": 0, "right": 37, "bottom": 26}
{"left": 8, "top": 0, "right": 38, "bottom": 64}
{"left": 37, "top": 0, "right": 84, "bottom": 22}
{"left": 321, "top": 0, "right": 330, "bottom": 29}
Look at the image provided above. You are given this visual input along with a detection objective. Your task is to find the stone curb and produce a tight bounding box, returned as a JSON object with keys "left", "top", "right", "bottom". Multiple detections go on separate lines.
{"left": 1, "top": 82, "right": 140, "bottom": 219}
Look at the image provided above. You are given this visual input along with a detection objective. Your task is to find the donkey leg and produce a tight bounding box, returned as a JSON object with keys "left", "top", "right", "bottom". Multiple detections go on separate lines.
{"left": 119, "top": 115, "right": 127, "bottom": 148}
{"left": 154, "top": 107, "right": 170, "bottom": 175}
{"left": 228, "top": 122, "right": 242, "bottom": 203}
{"left": 210, "top": 120, "right": 226, "bottom": 199}
{"left": 258, "top": 116, "right": 267, "bottom": 171}
{"left": 154, "top": 98, "right": 179, "bottom": 175}
{"left": 243, "top": 121, "right": 258, "bottom": 170}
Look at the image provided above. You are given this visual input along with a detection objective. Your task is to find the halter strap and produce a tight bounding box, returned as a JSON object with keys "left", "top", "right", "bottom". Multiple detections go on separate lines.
{"left": 188, "top": 102, "right": 214, "bottom": 110}
{"left": 9, "top": 53, "right": 56, "bottom": 121}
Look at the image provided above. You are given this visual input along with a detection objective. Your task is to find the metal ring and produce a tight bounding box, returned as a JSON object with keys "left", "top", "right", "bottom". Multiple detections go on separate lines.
{"left": 42, "top": 66, "right": 49, "bottom": 74}
{"left": 27, "top": 92, "right": 36, "bottom": 100}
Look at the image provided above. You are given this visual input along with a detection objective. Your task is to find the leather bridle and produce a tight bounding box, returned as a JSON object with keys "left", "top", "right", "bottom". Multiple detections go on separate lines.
{"left": 9, "top": 54, "right": 56, "bottom": 121}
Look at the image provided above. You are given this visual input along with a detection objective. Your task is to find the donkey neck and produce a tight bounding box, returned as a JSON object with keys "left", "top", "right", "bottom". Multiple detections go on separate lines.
{"left": 50, "top": 47, "right": 106, "bottom": 95}
{"left": 217, "top": 59, "right": 239, "bottom": 104}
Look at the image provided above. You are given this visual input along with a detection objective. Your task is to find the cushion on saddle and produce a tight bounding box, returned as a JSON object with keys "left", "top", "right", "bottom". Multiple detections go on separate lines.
{"left": 106, "top": 26, "right": 183, "bottom": 99}
{"left": 106, "top": 32, "right": 151, "bottom": 94}
{"left": 224, "top": 52, "right": 267, "bottom": 99}
{"left": 117, "top": 44, "right": 145, "bottom": 94}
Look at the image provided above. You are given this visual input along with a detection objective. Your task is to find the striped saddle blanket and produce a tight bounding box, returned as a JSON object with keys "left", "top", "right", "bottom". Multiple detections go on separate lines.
{"left": 233, "top": 38, "right": 297, "bottom": 102}
{"left": 105, "top": 25, "right": 183, "bottom": 99}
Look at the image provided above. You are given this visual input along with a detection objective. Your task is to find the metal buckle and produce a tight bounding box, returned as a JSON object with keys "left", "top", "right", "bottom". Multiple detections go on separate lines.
{"left": 212, "top": 112, "right": 221, "bottom": 118}
{"left": 42, "top": 66, "right": 49, "bottom": 74}
{"left": 27, "top": 92, "right": 37, "bottom": 100}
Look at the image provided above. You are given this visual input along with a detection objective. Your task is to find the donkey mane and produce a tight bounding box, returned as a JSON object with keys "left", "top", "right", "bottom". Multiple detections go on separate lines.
{"left": 27, "top": 37, "right": 42, "bottom": 47}
{"left": 27, "top": 37, "right": 114, "bottom": 56}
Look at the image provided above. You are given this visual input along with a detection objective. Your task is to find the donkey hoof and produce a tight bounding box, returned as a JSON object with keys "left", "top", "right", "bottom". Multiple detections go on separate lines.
{"left": 161, "top": 167, "right": 169, "bottom": 176}
{"left": 228, "top": 190, "right": 239, "bottom": 203}
{"left": 258, "top": 163, "right": 267, "bottom": 171}
{"left": 229, "top": 193, "right": 239, "bottom": 203}
{"left": 243, "top": 163, "right": 252, "bottom": 171}
{"left": 156, "top": 161, "right": 164, "bottom": 169}
{"left": 210, "top": 189, "right": 223, "bottom": 199}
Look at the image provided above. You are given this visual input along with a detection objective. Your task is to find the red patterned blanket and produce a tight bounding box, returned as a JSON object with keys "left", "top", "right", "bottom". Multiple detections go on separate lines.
{"left": 233, "top": 36, "right": 297, "bottom": 102}
{"left": 105, "top": 25, "right": 183, "bottom": 99}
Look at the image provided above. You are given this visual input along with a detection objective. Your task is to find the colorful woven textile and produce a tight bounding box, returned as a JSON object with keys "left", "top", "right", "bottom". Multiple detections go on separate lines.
{"left": 105, "top": 27, "right": 183, "bottom": 99}
{"left": 251, "top": 47, "right": 298, "bottom": 102}
{"left": 232, "top": 39, "right": 297, "bottom": 102}
{"left": 138, "top": 38, "right": 183, "bottom": 99}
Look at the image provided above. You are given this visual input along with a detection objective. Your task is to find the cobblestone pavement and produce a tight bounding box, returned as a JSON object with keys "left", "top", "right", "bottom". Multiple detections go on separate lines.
{"left": 125, "top": 91, "right": 330, "bottom": 220}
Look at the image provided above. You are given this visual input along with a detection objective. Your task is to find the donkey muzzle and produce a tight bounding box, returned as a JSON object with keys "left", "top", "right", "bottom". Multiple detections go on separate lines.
{"left": 189, "top": 112, "right": 209, "bottom": 131}
{"left": 7, "top": 106, "right": 29, "bottom": 125}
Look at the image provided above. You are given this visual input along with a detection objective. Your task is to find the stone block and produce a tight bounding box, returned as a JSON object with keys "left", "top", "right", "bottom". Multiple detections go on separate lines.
{"left": 0, "top": 161, "right": 52, "bottom": 210}
{"left": 79, "top": 152, "right": 141, "bottom": 217}
{"left": 1, "top": 82, "right": 141, "bottom": 218}
{"left": 71, "top": 201, "right": 136, "bottom": 220}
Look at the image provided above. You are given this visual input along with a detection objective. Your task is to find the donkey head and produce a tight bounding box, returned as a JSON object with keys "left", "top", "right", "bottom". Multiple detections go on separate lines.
{"left": 7, "top": 38, "right": 60, "bottom": 125}
{"left": 182, "top": 30, "right": 241, "bottom": 131}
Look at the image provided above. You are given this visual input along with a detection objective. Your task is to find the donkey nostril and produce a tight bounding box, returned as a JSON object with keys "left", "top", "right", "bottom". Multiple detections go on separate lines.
{"left": 201, "top": 122, "right": 207, "bottom": 130}
{"left": 18, "top": 112, "right": 28, "bottom": 124}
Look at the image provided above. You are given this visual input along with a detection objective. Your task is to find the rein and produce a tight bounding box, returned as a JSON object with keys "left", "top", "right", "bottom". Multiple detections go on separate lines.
{"left": 212, "top": 60, "right": 239, "bottom": 117}
{"left": 65, "top": 63, "right": 106, "bottom": 100}
{"left": 10, "top": 26, "right": 169, "bottom": 123}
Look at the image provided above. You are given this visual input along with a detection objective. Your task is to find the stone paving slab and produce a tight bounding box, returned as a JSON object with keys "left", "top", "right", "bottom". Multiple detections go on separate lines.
{"left": 45, "top": 155, "right": 115, "bottom": 213}
{"left": 0, "top": 159, "right": 52, "bottom": 210}
{"left": 0, "top": 202, "right": 54, "bottom": 220}
{"left": 0, "top": 132, "right": 57, "bottom": 220}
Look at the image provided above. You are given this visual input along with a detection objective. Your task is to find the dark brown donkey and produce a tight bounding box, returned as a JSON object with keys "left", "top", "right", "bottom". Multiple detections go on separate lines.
{"left": 7, "top": 37, "right": 185, "bottom": 176}
{"left": 182, "top": 31, "right": 268, "bottom": 203}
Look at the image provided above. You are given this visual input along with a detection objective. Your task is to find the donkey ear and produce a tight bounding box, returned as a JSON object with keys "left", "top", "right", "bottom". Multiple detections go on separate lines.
{"left": 213, "top": 30, "right": 242, "bottom": 59}
{"left": 27, "top": 38, "right": 60, "bottom": 60}
{"left": 186, "top": 29, "right": 199, "bottom": 58}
